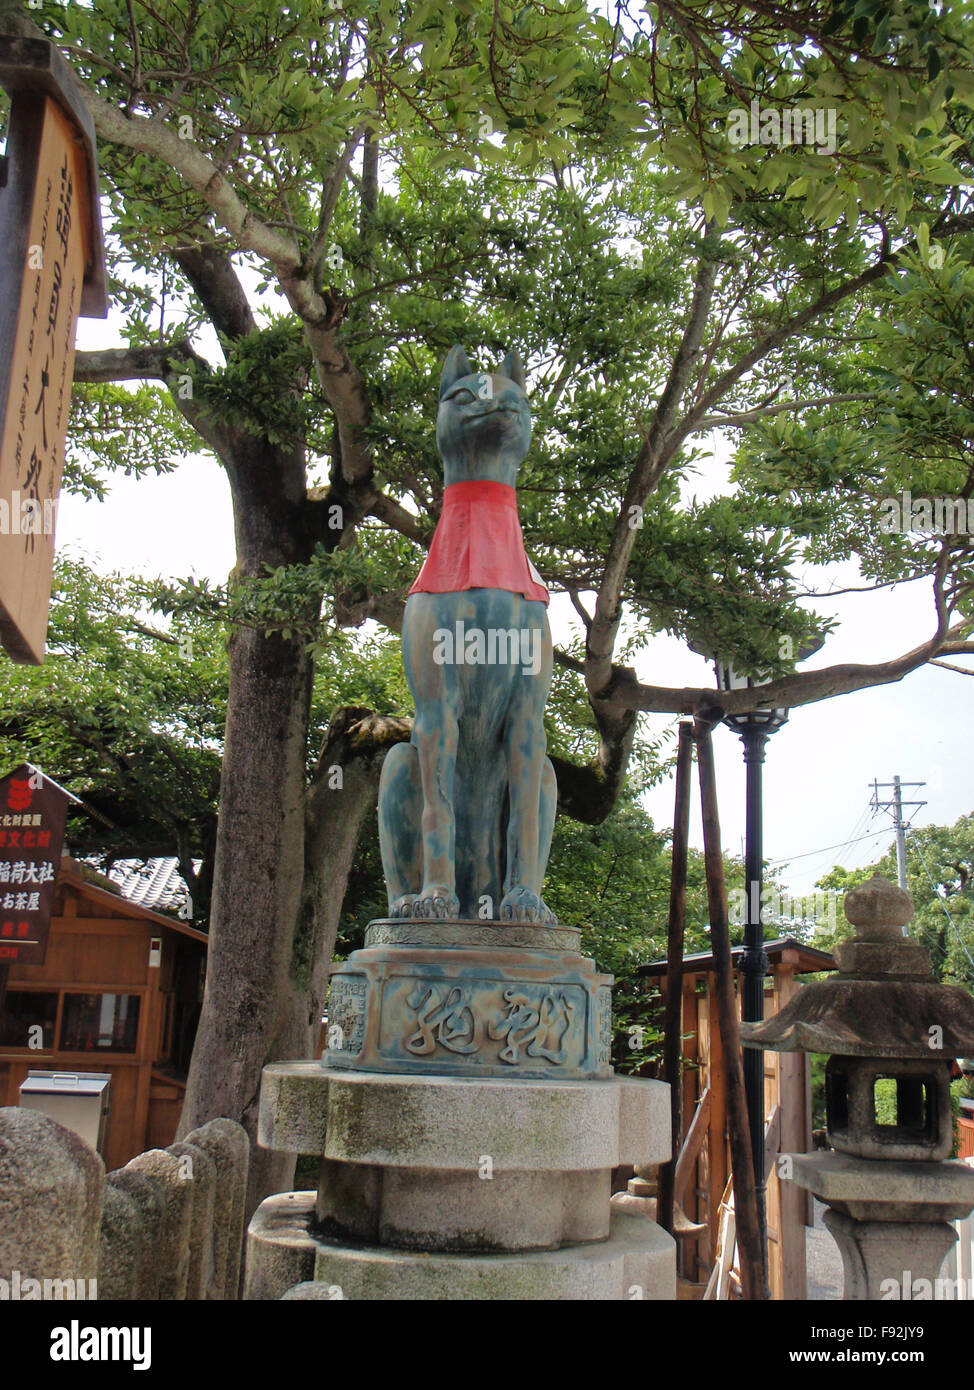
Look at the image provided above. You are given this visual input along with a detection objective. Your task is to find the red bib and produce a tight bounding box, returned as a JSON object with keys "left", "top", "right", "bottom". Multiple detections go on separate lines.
{"left": 409, "top": 480, "right": 549, "bottom": 605}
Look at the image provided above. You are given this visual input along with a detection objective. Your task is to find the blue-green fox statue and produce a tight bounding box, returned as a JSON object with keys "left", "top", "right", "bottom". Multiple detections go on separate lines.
{"left": 377, "top": 345, "right": 557, "bottom": 923}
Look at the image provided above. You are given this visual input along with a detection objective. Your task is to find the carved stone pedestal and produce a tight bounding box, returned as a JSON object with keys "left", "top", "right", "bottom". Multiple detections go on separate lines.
{"left": 245, "top": 917, "right": 674, "bottom": 1300}
{"left": 785, "top": 1151, "right": 974, "bottom": 1300}
{"left": 244, "top": 1064, "right": 675, "bottom": 1300}
{"left": 326, "top": 919, "right": 611, "bottom": 1080}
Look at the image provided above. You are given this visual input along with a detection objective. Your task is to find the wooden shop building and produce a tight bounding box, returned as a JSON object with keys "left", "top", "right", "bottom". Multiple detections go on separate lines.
{"left": 0, "top": 857, "right": 206, "bottom": 1171}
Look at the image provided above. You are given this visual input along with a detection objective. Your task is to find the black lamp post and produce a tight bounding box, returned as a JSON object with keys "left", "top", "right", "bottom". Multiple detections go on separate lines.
{"left": 712, "top": 659, "right": 787, "bottom": 1281}
{"left": 689, "top": 635, "right": 823, "bottom": 1286}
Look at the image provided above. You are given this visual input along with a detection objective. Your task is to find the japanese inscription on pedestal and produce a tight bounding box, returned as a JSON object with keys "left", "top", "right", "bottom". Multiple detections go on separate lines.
{"left": 399, "top": 978, "right": 584, "bottom": 1068}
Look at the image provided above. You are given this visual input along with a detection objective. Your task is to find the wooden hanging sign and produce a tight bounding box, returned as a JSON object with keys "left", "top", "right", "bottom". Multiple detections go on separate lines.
{"left": 0, "top": 36, "right": 108, "bottom": 664}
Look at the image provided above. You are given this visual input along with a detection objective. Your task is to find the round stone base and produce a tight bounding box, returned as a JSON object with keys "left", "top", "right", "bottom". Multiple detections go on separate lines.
{"left": 258, "top": 1064, "right": 670, "bottom": 1170}
{"left": 257, "top": 1207, "right": 674, "bottom": 1301}
{"left": 326, "top": 922, "right": 611, "bottom": 1080}
{"left": 243, "top": 1191, "right": 318, "bottom": 1302}
{"left": 315, "top": 1159, "right": 611, "bottom": 1252}
{"left": 252, "top": 1066, "right": 670, "bottom": 1262}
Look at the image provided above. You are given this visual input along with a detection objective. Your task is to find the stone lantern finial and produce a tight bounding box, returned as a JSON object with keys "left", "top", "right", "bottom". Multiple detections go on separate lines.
{"left": 843, "top": 872, "right": 913, "bottom": 940}
{"left": 833, "top": 872, "right": 931, "bottom": 984}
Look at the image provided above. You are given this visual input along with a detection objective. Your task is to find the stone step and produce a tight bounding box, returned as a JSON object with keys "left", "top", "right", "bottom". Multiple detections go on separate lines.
{"left": 246, "top": 1196, "right": 674, "bottom": 1301}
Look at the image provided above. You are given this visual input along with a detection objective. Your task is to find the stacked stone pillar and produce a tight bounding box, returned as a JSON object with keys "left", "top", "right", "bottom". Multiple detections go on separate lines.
{"left": 742, "top": 874, "right": 974, "bottom": 1302}
{"left": 246, "top": 920, "right": 675, "bottom": 1300}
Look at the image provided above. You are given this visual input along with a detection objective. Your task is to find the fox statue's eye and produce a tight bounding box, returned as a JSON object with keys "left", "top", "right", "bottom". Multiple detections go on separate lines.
{"left": 447, "top": 389, "right": 477, "bottom": 404}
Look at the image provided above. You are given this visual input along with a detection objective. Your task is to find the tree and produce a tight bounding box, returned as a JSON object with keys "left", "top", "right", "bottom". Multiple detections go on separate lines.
{"left": 4, "top": 0, "right": 974, "bottom": 1207}
{"left": 0, "top": 550, "right": 427, "bottom": 904}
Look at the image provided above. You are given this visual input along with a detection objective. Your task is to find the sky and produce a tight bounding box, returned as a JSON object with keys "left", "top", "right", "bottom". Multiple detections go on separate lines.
{"left": 56, "top": 266, "right": 973, "bottom": 917}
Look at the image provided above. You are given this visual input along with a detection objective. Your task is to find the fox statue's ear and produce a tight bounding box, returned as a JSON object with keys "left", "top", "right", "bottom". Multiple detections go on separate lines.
{"left": 496, "top": 350, "right": 526, "bottom": 390}
{"left": 439, "top": 344, "right": 474, "bottom": 398}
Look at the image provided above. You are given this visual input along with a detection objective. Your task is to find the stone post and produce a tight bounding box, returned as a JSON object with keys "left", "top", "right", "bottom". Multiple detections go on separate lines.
{"left": 184, "top": 1117, "right": 250, "bottom": 1298}
{"left": 786, "top": 1151, "right": 974, "bottom": 1299}
{"left": 0, "top": 1107, "right": 103, "bottom": 1296}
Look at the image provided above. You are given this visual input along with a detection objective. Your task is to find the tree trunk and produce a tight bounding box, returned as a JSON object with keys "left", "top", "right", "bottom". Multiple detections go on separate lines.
{"left": 177, "top": 649, "right": 412, "bottom": 1226}
{"left": 177, "top": 619, "right": 314, "bottom": 1214}
{"left": 293, "top": 708, "right": 412, "bottom": 1034}
{"left": 176, "top": 433, "right": 319, "bottom": 1216}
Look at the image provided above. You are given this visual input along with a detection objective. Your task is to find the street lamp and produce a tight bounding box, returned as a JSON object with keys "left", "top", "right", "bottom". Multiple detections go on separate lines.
{"left": 689, "top": 633, "right": 823, "bottom": 1285}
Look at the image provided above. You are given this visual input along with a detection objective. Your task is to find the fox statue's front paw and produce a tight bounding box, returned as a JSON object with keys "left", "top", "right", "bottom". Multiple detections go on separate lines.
{"left": 389, "top": 895, "right": 416, "bottom": 919}
{"left": 499, "top": 886, "right": 557, "bottom": 924}
{"left": 412, "top": 885, "right": 461, "bottom": 919}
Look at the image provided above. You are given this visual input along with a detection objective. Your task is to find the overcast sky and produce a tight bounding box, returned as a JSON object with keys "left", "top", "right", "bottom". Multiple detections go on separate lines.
{"left": 59, "top": 290, "right": 972, "bottom": 912}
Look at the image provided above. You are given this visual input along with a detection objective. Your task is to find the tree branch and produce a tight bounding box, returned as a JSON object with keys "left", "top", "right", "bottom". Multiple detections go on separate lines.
{"left": 569, "top": 590, "right": 593, "bottom": 630}
{"left": 694, "top": 393, "right": 875, "bottom": 431}
{"left": 930, "top": 659, "right": 974, "bottom": 676}
{"left": 367, "top": 493, "right": 427, "bottom": 543}
{"left": 585, "top": 227, "right": 721, "bottom": 697}
{"left": 82, "top": 90, "right": 306, "bottom": 279}
{"left": 171, "top": 245, "right": 256, "bottom": 340}
{"left": 594, "top": 619, "right": 972, "bottom": 717}
{"left": 73, "top": 341, "right": 241, "bottom": 468}
{"left": 73, "top": 342, "right": 207, "bottom": 382}
{"left": 305, "top": 123, "right": 370, "bottom": 281}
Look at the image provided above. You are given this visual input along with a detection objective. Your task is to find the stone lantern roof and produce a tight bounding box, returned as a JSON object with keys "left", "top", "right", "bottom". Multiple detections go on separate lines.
{"left": 739, "top": 874, "right": 974, "bottom": 1059}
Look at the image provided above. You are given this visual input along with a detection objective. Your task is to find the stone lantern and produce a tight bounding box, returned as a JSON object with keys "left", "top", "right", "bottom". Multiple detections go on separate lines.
{"left": 740, "top": 874, "right": 974, "bottom": 1300}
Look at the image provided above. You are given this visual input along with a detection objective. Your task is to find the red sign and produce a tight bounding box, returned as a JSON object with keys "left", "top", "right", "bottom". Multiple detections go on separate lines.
{"left": 0, "top": 762, "right": 68, "bottom": 965}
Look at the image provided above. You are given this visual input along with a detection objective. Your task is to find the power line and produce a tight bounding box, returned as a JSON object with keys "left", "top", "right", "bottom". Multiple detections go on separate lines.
{"left": 831, "top": 803, "right": 874, "bottom": 872}
{"left": 769, "top": 826, "right": 892, "bottom": 865}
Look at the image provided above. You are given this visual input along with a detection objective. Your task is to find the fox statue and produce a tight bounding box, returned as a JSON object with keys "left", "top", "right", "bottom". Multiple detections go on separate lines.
{"left": 377, "top": 344, "right": 557, "bottom": 924}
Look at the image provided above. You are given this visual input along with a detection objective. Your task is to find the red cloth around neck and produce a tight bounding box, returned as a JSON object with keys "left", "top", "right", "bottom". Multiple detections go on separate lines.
{"left": 408, "top": 479, "right": 549, "bottom": 605}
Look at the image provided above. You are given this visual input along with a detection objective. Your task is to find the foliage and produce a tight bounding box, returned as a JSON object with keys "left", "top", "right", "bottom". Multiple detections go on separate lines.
{"left": 0, "top": 555, "right": 225, "bottom": 915}
{"left": 23, "top": 0, "right": 974, "bottom": 691}
{"left": 43, "top": 0, "right": 974, "bottom": 230}
{"left": 733, "top": 241, "right": 974, "bottom": 630}
{"left": 809, "top": 1051, "right": 828, "bottom": 1131}
{"left": 64, "top": 382, "right": 200, "bottom": 499}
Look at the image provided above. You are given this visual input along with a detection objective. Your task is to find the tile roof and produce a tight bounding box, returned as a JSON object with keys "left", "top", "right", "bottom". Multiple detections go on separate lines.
{"left": 107, "top": 856, "right": 200, "bottom": 915}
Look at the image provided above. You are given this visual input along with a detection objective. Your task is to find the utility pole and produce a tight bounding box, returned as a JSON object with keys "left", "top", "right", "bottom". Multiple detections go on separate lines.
{"left": 869, "top": 776, "right": 927, "bottom": 931}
